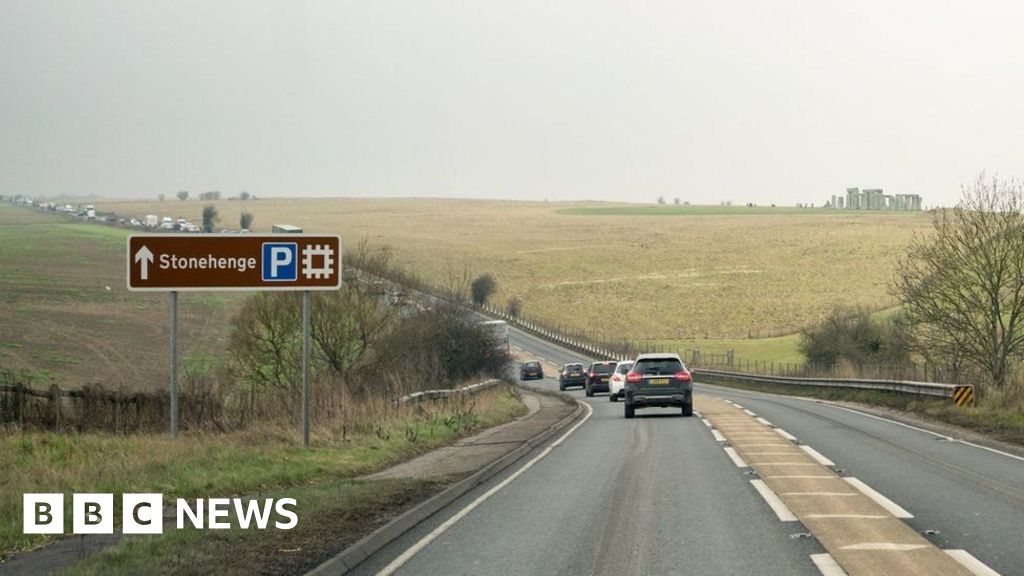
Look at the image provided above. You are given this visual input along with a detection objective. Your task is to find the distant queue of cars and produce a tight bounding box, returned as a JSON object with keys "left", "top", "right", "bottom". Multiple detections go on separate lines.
{"left": 521, "top": 353, "right": 693, "bottom": 418}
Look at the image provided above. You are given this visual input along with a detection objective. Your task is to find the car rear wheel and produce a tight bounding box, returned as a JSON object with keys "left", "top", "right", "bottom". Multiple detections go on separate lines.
{"left": 559, "top": 382, "right": 565, "bottom": 391}
{"left": 682, "top": 402, "right": 693, "bottom": 417}
{"left": 585, "top": 384, "right": 593, "bottom": 397}
{"left": 624, "top": 404, "right": 635, "bottom": 419}
{"left": 609, "top": 393, "right": 618, "bottom": 402}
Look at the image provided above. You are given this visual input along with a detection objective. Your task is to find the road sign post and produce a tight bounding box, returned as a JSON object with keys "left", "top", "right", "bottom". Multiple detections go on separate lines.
{"left": 127, "top": 235, "right": 341, "bottom": 443}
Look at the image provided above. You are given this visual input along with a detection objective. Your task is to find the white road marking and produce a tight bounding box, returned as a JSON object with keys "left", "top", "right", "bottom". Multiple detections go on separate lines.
{"left": 825, "top": 403, "right": 1024, "bottom": 464}
{"left": 775, "top": 428, "right": 798, "bottom": 441}
{"left": 766, "top": 475, "right": 837, "bottom": 479}
{"left": 723, "top": 447, "right": 749, "bottom": 467}
{"left": 945, "top": 549, "right": 1002, "bottom": 576}
{"left": 743, "top": 451, "right": 799, "bottom": 455}
{"left": 843, "top": 477, "right": 913, "bottom": 519}
{"left": 800, "top": 445, "right": 836, "bottom": 467}
{"left": 701, "top": 418, "right": 712, "bottom": 428}
{"left": 743, "top": 409, "right": 757, "bottom": 417}
{"left": 742, "top": 443, "right": 793, "bottom": 447}
{"left": 840, "top": 543, "right": 927, "bottom": 551}
{"left": 376, "top": 401, "right": 594, "bottom": 576}
{"left": 750, "top": 479, "right": 799, "bottom": 521}
{"left": 711, "top": 429, "right": 727, "bottom": 442}
{"left": 805, "top": 514, "right": 887, "bottom": 519}
{"left": 810, "top": 553, "right": 849, "bottom": 576}
{"left": 756, "top": 417, "right": 773, "bottom": 426}
{"left": 756, "top": 463, "right": 821, "bottom": 467}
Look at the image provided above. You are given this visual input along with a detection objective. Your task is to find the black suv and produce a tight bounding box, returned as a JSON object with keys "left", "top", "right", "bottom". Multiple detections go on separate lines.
{"left": 559, "top": 363, "right": 586, "bottom": 390}
{"left": 623, "top": 353, "right": 693, "bottom": 418}
{"left": 520, "top": 360, "right": 543, "bottom": 380}
{"left": 584, "top": 361, "right": 617, "bottom": 397}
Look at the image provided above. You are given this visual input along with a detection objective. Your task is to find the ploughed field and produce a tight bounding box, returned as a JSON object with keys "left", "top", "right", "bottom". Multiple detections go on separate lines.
{"left": 96, "top": 197, "right": 930, "bottom": 343}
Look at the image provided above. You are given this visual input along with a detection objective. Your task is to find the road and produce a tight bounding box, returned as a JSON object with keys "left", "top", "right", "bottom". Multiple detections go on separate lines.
{"left": 349, "top": 327, "right": 1022, "bottom": 576}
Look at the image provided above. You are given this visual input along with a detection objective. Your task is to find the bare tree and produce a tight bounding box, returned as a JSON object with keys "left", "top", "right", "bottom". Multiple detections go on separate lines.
{"left": 240, "top": 211, "right": 254, "bottom": 230}
{"left": 893, "top": 173, "right": 1024, "bottom": 392}
{"left": 471, "top": 273, "right": 497, "bottom": 305}
{"left": 202, "top": 204, "right": 219, "bottom": 233}
{"left": 176, "top": 190, "right": 189, "bottom": 201}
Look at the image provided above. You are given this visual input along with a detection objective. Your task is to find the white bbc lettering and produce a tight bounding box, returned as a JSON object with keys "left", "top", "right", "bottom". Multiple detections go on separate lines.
{"left": 275, "top": 498, "right": 298, "bottom": 530}
{"left": 123, "top": 494, "right": 164, "bottom": 535}
{"left": 177, "top": 498, "right": 204, "bottom": 529}
{"left": 208, "top": 498, "right": 232, "bottom": 529}
{"left": 23, "top": 494, "right": 63, "bottom": 534}
{"left": 73, "top": 493, "right": 114, "bottom": 534}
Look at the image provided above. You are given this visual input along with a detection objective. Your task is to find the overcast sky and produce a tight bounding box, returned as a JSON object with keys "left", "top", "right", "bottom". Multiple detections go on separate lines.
{"left": 2, "top": 1, "right": 1022, "bottom": 206}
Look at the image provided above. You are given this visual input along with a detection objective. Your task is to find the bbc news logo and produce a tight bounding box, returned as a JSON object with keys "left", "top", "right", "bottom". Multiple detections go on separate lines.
{"left": 24, "top": 494, "right": 297, "bottom": 535}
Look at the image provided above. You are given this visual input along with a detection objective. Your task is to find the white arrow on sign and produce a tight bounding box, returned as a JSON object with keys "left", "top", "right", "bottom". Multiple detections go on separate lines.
{"left": 135, "top": 245, "right": 154, "bottom": 280}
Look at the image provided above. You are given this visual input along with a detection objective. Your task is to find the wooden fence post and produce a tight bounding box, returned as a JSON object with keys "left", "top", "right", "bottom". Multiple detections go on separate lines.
{"left": 15, "top": 383, "right": 25, "bottom": 428}
{"left": 49, "top": 384, "right": 61, "bottom": 431}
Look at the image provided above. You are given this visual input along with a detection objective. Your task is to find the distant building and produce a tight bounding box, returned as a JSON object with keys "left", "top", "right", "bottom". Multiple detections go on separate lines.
{"left": 834, "top": 188, "right": 920, "bottom": 211}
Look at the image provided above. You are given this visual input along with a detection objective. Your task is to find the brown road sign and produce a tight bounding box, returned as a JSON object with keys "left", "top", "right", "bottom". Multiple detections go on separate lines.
{"left": 953, "top": 385, "right": 974, "bottom": 407}
{"left": 127, "top": 235, "right": 342, "bottom": 291}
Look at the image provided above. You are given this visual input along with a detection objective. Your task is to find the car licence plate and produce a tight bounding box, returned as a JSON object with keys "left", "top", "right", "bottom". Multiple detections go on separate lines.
{"left": 600, "top": 377, "right": 608, "bottom": 382}
{"left": 649, "top": 378, "right": 669, "bottom": 385}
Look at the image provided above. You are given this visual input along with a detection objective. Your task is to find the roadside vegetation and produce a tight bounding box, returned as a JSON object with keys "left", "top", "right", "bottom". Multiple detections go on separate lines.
{"left": 0, "top": 384, "right": 525, "bottom": 562}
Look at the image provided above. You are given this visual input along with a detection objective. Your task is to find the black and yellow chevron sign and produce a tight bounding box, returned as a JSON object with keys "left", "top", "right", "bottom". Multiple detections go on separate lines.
{"left": 953, "top": 385, "right": 974, "bottom": 407}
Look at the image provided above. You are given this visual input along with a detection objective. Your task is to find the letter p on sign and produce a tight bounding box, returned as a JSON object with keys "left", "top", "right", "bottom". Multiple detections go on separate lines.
{"left": 262, "top": 243, "right": 297, "bottom": 281}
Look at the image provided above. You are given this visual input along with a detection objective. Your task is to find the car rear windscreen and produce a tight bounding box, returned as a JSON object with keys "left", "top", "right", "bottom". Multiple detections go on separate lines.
{"left": 634, "top": 359, "right": 683, "bottom": 375}
{"left": 616, "top": 363, "right": 633, "bottom": 374}
{"left": 592, "top": 363, "right": 615, "bottom": 374}
{"left": 524, "top": 362, "right": 540, "bottom": 368}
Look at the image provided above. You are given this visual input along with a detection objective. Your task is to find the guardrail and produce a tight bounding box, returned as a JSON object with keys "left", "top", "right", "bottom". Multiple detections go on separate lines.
{"left": 692, "top": 368, "right": 966, "bottom": 400}
{"left": 398, "top": 379, "right": 503, "bottom": 405}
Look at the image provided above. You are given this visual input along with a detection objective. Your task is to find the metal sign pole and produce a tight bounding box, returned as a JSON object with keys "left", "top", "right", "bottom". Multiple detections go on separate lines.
{"left": 302, "top": 290, "right": 311, "bottom": 448}
{"left": 170, "top": 290, "right": 179, "bottom": 438}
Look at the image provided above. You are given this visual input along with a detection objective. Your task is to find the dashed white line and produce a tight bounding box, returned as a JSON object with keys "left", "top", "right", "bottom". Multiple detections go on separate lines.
{"left": 944, "top": 549, "right": 1002, "bottom": 576}
{"left": 723, "top": 447, "right": 749, "bottom": 468}
{"left": 750, "top": 479, "right": 799, "bottom": 521}
{"left": 743, "top": 409, "right": 756, "bottom": 416}
{"left": 774, "top": 428, "right": 798, "bottom": 441}
{"left": 756, "top": 417, "right": 773, "bottom": 426}
{"left": 375, "top": 401, "right": 594, "bottom": 576}
{"left": 711, "top": 429, "right": 727, "bottom": 442}
{"left": 765, "top": 475, "right": 836, "bottom": 479}
{"left": 843, "top": 477, "right": 913, "bottom": 519}
{"left": 810, "top": 553, "right": 849, "bottom": 576}
{"left": 800, "top": 445, "right": 836, "bottom": 467}
{"left": 701, "top": 418, "right": 712, "bottom": 428}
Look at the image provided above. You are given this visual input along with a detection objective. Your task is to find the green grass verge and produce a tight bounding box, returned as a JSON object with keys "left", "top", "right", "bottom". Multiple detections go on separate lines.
{"left": 1, "top": 386, "right": 526, "bottom": 560}
{"left": 63, "top": 477, "right": 452, "bottom": 576}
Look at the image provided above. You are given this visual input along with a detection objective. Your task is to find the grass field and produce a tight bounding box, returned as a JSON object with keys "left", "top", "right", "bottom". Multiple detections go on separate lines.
{"left": 94, "top": 198, "right": 931, "bottom": 344}
{"left": 0, "top": 203, "right": 241, "bottom": 391}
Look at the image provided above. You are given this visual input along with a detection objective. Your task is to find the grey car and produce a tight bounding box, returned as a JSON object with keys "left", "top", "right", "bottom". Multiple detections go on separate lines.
{"left": 623, "top": 353, "right": 693, "bottom": 418}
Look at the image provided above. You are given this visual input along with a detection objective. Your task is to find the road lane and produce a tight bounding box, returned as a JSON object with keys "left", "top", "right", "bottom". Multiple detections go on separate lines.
{"left": 353, "top": 368, "right": 825, "bottom": 575}
{"left": 700, "top": 382, "right": 1022, "bottom": 575}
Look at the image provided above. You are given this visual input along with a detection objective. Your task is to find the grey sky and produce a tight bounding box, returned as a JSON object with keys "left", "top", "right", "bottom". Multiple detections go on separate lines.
{"left": 2, "top": 1, "right": 1023, "bottom": 206}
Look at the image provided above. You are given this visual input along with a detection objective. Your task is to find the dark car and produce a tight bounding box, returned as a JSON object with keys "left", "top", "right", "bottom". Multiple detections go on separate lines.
{"left": 623, "top": 353, "right": 693, "bottom": 418}
{"left": 558, "top": 363, "right": 586, "bottom": 391}
{"left": 584, "top": 361, "right": 617, "bottom": 397}
{"left": 520, "top": 360, "right": 544, "bottom": 380}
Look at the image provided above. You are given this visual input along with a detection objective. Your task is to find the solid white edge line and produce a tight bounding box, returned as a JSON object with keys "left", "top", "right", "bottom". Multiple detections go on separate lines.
{"left": 810, "top": 552, "right": 849, "bottom": 576}
{"left": 944, "top": 549, "right": 1002, "bottom": 576}
{"left": 723, "top": 446, "right": 749, "bottom": 468}
{"left": 711, "top": 429, "right": 727, "bottom": 442}
{"left": 825, "top": 403, "right": 1024, "bottom": 464}
{"left": 734, "top": 403, "right": 745, "bottom": 410}
{"left": 775, "top": 428, "right": 798, "bottom": 441}
{"left": 756, "top": 417, "right": 772, "bottom": 426}
{"left": 750, "top": 479, "right": 799, "bottom": 522}
{"left": 743, "top": 408, "right": 756, "bottom": 416}
{"left": 843, "top": 477, "right": 913, "bottom": 519}
{"left": 800, "top": 445, "right": 836, "bottom": 467}
{"left": 376, "top": 401, "right": 594, "bottom": 576}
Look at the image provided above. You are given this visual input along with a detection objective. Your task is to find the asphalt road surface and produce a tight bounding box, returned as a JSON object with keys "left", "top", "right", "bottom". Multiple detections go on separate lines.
{"left": 349, "top": 327, "right": 1022, "bottom": 576}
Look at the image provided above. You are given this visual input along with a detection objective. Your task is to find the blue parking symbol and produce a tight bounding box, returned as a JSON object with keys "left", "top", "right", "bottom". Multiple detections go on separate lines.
{"left": 262, "top": 243, "right": 298, "bottom": 281}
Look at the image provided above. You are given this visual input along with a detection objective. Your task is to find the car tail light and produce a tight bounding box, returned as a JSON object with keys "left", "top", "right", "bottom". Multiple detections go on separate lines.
{"left": 675, "top": 371, "right": 691, "bottom": 382}
{"left": 589, "top": 372, "right": 596, "bottom": 378}
{"left": 626, "top": 372, "right": 642, "bottom": 383}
